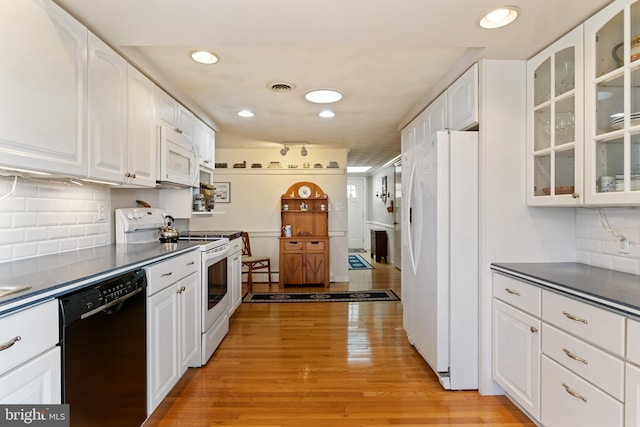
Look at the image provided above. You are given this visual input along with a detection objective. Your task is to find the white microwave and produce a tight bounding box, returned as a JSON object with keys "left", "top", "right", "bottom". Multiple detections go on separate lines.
{"left": 157, "top": 126, "right": 199, "bottom": 188}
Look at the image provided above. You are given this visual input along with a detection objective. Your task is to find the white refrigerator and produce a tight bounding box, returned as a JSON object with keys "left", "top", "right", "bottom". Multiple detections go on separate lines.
{"left": 401, "top": 130, "right": 478, "bottom": 390}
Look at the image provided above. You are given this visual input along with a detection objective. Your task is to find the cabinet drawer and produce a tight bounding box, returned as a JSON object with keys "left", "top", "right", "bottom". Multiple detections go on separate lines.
{"left": 542, "top": 291, "right": 625, "bottom": 357}
{"left": 305, "top": 240, "right": 325, "bottom": 251}
{"left": 283, "top": 241, "right": 303, "bottom": 251}
{"left": 628, "top": 318, "right": 640, "bottom": 366}
{"left": 229, "top": 238, "right": 242, "bottom": 254}
{"left": 541, "top": 355, "right": 622, "bottom": 427}
{"left": 146, "top": 251, "right": 199, "bottom": 295}
{"left": 492, "top": 273, "right": 541, "bottom": 317}
{"left": 0, "top": 300, "right": 59, "bottom": 377}
{"left": 542, "top": 323, "right": 624, "bottom": 401}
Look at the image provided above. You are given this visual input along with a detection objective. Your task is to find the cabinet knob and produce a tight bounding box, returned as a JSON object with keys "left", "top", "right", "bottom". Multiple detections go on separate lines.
{"left": 530, "top": 326, "right": 538, "bottom": 333}
{"left": 125, "top": 172, "right": 131, "bottom": 178}
{"left": 572, "top": 192, "right": 580, "bottom": 199}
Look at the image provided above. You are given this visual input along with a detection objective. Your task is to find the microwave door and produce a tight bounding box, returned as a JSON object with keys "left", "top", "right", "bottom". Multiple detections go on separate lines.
{"left": 159, "top": 127, "right": 198, "bottom": 187}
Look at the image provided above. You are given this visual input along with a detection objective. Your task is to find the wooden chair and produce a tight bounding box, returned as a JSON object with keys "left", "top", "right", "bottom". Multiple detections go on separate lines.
{"left": 241, "top": 232, "right": 272, "bottom": 292}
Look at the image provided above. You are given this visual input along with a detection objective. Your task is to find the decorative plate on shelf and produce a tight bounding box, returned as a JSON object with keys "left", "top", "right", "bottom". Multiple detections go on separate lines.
{"left": 298, "top": 185, "right": 312, "bottom": 198}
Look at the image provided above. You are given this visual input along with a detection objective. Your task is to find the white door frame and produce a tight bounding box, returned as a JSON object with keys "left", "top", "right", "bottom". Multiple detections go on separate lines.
{"left": 347, "top": 176, "right": 367, "bottom": 249}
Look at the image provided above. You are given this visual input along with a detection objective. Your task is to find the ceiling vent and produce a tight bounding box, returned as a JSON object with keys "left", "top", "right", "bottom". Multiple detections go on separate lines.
{"left": 269, "top": 81, "right": 295, "bottom": 93}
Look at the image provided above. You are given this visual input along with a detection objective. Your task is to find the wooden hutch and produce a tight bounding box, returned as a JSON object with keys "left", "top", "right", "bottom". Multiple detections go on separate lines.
{"left": 279, "top": 181, "right": 330, "bottom": 288}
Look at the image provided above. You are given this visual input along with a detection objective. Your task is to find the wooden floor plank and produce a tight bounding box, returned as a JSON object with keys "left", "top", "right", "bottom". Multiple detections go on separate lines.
{"left": 144, "top": 261, "right": 534, "bottom": 427}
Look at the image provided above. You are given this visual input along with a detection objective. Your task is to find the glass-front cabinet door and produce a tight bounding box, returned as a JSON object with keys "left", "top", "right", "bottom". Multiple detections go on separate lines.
{"left": 527, "top": 26, "right": 583, "bottom": 206}
{"left": 584, "top": 0, "right": 640, "bottom": 204}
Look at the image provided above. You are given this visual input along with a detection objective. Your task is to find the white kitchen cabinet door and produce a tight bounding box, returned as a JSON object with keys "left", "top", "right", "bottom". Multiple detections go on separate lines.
{"left": 627, "top": 363, "right": 640, "bottom": 427}
{"left": 0, "top": 347, "right": 61, "bottom": 404}
{"left": 0, "top": 0, "right": 88, "bottom": 176}
{"left": 88, "top": 32, "right": 128, "bottom": 183}
{"left": 492, "top": 299, "right": 541, "bottom": 420}
{"left": 447, "top": 63, "right": 478, "bottom": 131}
{"left": 526, "top": 25, "right": 583, "bottom": 206}
{"left": 424, "top": 92, "right": 447, "bottom": 147}
{"left": 584, "top": 0, "right": 640, "bottom": 205}
{"left": 158, "top": 89, "right": 194, "bottom": 141}
{"left": 193, "top": 118, "right": 215, "bottom": 168}
{"left": 127, "top": 65, "right": 157, "bottom": 187}
{"left": 147, "top": 283, "right": 180, "bottom": 414}
{"left": 179, "top": 272, "right": 201, "bottom": 372}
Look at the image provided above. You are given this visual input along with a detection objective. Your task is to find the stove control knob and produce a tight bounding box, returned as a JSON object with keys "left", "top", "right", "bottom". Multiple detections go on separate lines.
{"left": 126, "top": 212, "right": 134, "bottom": 220}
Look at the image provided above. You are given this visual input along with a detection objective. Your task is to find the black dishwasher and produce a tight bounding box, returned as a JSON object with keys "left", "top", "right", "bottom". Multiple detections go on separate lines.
{"left": 59, "top": 269, "right": 147, "bottom": 427}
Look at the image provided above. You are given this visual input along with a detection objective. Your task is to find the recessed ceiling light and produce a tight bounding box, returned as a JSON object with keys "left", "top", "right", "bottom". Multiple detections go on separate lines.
{"left": 237, "top": 110, "right": 254, "bottom": 118}
{"left": 319, "top": 110, "right": 335, "bottom": 118}
{"left": 479, "top": 6, "right": 519, "bottom": 29}
{"left": 305, "top": 89, "right": 343, "bottom": 104}
{"left": 191, "top": 50, "right": 218, "bottom": 64}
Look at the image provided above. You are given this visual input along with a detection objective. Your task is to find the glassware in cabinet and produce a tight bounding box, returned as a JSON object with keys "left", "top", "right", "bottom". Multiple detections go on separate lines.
{"left": 527, "top": 26, "right": 583, "bottom": 205}
{"left": 585, "top": 0, "right": 640, "bottom": 204}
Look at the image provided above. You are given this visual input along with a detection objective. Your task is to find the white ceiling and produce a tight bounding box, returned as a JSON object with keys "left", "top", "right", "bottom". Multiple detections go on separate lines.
{"left": 54, "top": 0, "right": 612, "bottom": 172}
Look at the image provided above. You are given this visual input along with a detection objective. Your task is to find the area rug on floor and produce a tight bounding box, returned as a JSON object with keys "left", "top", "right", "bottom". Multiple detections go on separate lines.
{"left": 348, "top": 254, "right": 374, "bottom": 270}
{"left": 242, "top": 289, "right": 399, "bottom": 303}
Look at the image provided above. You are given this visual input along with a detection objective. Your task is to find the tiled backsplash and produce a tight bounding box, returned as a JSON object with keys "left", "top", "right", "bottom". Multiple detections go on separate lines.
{"left": 0, "top": 176, "right": 110, "bottom": 263}
{"left": 576, "top": 207, "right": 640, "bottom": 274}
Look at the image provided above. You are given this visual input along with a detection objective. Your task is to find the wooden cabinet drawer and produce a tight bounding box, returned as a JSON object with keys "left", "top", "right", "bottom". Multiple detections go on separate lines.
{"left": 305, "top": 240, "right": 325, "bottom": 251}
{"left": 283, "top": 241, "right": 303, "bottom": 251}
{"left": 0, "top": 300, "right": 59, "bottom": 377}
{"left": 542, "top": 323, "right": 624, "bottom": 401}
{"left": 628, "top": 318, "right": 640, "bottom": 366}
{"left": 492, "top": 273, "right": 541, "bottom": 317}
{"left": 542, "top": 290, "right": 625, "bottom": 357}
{"left": 541, "top": 355, "right": 623, "bottom": 427}
{"left": 146, "top": 251, "right": 199, "bottom": 295}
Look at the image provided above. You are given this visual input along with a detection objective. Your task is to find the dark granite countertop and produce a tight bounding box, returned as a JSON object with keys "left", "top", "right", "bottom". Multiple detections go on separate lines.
{"left": 491, "top": 262, "right": 640, "bottom": 316}
{"left": 0, "top": 242, "right": 202, "bottom": 315}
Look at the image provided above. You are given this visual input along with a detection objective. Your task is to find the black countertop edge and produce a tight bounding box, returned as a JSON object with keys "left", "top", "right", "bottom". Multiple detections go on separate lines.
{"left": 491, "top": 262, "right": 640, "bottom": 318}
{"left": 183, "top": 230, "right": 243, "bottom": 240}
{"left": 0, "top": 242, "right": 202, "bottom": 316}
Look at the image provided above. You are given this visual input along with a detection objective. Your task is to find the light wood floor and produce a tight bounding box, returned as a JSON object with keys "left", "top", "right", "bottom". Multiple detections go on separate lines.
{"left": 144, "top": 257, "right": 534, "bottom": 427}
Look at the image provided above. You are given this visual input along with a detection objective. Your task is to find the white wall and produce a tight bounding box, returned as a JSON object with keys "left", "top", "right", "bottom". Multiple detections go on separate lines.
{"left": 188, "top": 147, "right": 350, "bottom": 283}
{"left": 478, "top": 60, "right": 577, "bottom": 394}
{"left": 366, "top": 166, "right": 396, "bottom": 265}
{"left": 0, "top": 176, "right": 111, "bottom": 263}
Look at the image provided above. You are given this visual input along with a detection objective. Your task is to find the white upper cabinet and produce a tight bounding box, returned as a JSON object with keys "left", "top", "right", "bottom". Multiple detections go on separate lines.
{"left": 127, "top": 66, "right": 158, "bottom": 187}
{"left": 88, "top": 33, "right": 128, "bottom": 183}
{"left": 425, "top": 92, "right": 448, "bottom": 147}
{"left": 158, "top": 89, "right": 194, "bottom": 141}
{"left": 447, "top": 63, "right": 479, "bottom": 131}
{"left": 527, "top": 26, "right": 584, "bottom": 206}
{"left": 584, "top": 0, "right": 640, "bottom": 205}
{"left": 0, "top": 0, "right": 88, "bottom": 176}
{"left": 193, "top": 118, "right": 215, "bottom": 168}
{"left": 88, "top": 34, "right": 156, "bottom": 187}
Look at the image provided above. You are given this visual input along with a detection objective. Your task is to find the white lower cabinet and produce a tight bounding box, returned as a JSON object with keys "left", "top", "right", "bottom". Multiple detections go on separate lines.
{"left": 541, "top": 355, "right": 623, "bottom": 427}
{"left": 0, "top": 347, "right": 61, "bottom": 404}
{"left": 492, "top": 272, "right": 630, "bottom": 426}
{"left": 627, "top": 363, "right": 640, "bottom": 427}
{"left": 146, "top": 251, "right": 200, "bottom": 415}
{"left": 228, "top": 238, "right": 243, "bottom": 315}
{"left": 0, "top": 299, "right": 61, "bottom": 404}
{"left": 493, "top": 299, "right": 541, "bottom": 419}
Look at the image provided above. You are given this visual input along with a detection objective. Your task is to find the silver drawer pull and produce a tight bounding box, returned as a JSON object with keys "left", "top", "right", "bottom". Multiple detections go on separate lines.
{"left": 562, "top": 383, "right": 587, "bottom": 402}
{"left": 161, "top": 272, "right": 173, "bottom": 277}
{"left": 0, "top": 336, "right": 21, "bottom": 352}
{"left": 563, "top": 348, "right": 588, "bottom": 365}
{"left": 505, "top": 288, "right": 521, "bottom": 296}
{"left": 562, "top": 310, "right": 588, "bottom": 324}
{"left": 186, "top": 261, "right": 195, "bottom": 266}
